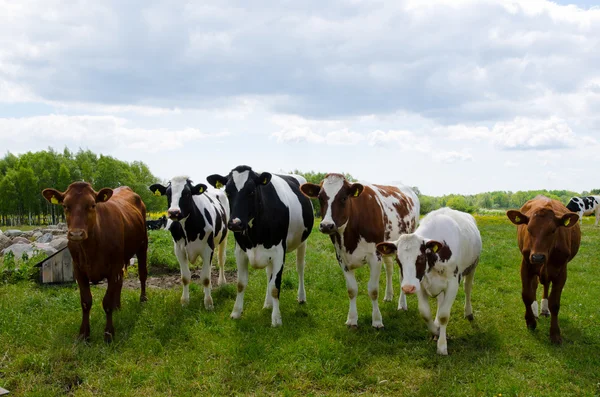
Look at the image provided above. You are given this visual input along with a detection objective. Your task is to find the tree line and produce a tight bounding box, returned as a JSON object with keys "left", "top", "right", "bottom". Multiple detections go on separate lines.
{"left": 0, "top": 149, "right": 595, "bottom": 226}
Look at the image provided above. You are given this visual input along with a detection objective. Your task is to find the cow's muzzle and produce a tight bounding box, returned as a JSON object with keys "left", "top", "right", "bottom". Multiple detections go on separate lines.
{"left": 167, "top": 209, "right": 182, "bottom": 221}
{"left": 68, "top": 229, "right": 87, "bottom": 242}
{"left": 319, "top": 221, "right": 336, "bottom": 235}
{"left": 530, "top": 254, "right": 546, "bottom": 264}
{"left": 402, "top": 284, "right": 417, "bottom": 295}
{"left": 228, "top": 218, "right": 245, "bottom": 233}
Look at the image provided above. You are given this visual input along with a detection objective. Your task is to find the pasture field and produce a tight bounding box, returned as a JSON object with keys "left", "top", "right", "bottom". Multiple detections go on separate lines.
{"left": 1, "top": 215, "right": 600, "bottom": 396}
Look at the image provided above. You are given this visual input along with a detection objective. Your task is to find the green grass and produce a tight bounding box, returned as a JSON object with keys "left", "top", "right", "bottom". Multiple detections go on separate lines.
{"left": 1, "top": 216, "right": 600, "bottom": 396}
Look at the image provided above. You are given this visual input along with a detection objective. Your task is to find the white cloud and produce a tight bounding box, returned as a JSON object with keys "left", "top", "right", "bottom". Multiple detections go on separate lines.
{"left": 434, "top": 150, "right": 473, "bottom": 163}
{"left": 492, "top": 117, "right": 576, "bottom": 150}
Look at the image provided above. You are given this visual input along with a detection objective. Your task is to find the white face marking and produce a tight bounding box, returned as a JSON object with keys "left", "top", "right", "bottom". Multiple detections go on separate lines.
{"left": 322, "top": 175, "right": 344, "bottom": 225}
{"left": 395, "top": 234, "right": 423, "bottom": 291}
{"left": 232, "top": 170, "right": 250, "bottom": 192}
{"left": 169, "top": 175, "right": 189, "bottom": 212}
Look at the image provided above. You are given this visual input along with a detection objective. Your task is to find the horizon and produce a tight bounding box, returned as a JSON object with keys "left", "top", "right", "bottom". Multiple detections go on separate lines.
{"left": 1, "top": 1, "right": 599, "bottom": 196}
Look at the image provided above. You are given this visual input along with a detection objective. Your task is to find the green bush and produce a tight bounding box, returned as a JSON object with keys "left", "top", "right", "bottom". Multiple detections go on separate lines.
{"left": 1, "top": 250, "right": 46, "bottom": 283}
{"left": 147, "top": 229, "right": 179, "bottom": 271}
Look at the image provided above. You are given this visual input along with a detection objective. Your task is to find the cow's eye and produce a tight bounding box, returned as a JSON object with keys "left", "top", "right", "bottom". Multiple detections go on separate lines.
{"left": 91, "top": 204, "right": 96, "bottom": 210}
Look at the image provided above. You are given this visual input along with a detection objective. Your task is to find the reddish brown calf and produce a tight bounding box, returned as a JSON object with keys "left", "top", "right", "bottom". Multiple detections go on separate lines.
{"left": 507, "top": 196, "right": 580, "bottom": 344}
{"left": 43, "top": 182, "right": 148, "bottom": 343}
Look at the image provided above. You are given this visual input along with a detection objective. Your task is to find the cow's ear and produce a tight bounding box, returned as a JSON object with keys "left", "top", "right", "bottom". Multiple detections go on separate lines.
{"left": 376, "top": 242, "right": 397, "bottom": 256}
{"left": 149, "top": 183, "right": 167, "bottom": 197}
{"left": 507, "top": 210, "right": 529, "bottom": 225}
{"left": 191, "top": 183, "right": 207, "bottom": 195}
{"left": 258, "top": 172, "right": 272, "bottom": 186}
{"left": 425, "top": 240, "right": 443, "bottom": 253}
{"left": 207, "top": 174, "right": 228, "bottom": 189}
{"left": 96, "top": 188, "right": 113, "bottom": 203}
{"left": 557, "top": 213, "right": 579, "bottom": 228}
{"left": 300, "top": 183, "right": 321, "bottom": 198}
{"left": 42, "top": 188, "right": 64, "bottom": 205}
{"left": 348, "top": 183, "right": 364, "bottom": 198}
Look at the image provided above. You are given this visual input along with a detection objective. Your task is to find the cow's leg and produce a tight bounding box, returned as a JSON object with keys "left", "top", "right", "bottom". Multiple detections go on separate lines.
{"left": 231, "top": 246, "right": 249, "bottom": 320}
{"left": 436, "top": 280, "right": 459, "bottom": 355}
{"left": 200, "top": 247, "right": 215, "bottom": 310}
{"left": 463, "top": 270, "right": 475, "bottom": 321}
{"left": 296, "top": 240, "right": 307, "bottom": 304}
{"left": 417, "top": 286, "right": 437, "bottom": 336}
{"left": 521, "top": 259, "right": 538, "bottom": 330}
{"left": 549, "top": 270, "right": 567, "bottom": 344}
{"left": 268, "top": 248, "right": 286, "bottom": 327}
{"left": 263, "top": 265, "right": 273, "bottom": 309}
{"left": 341, "top": 264, "right": 359, "bottom": 328}
{"left": 367, "top": 256, "right": 384, "bottom": 329}
{"left": 137, "top": 238, "right": 148, "bottom": 302}
{"left": 217, "top": 237, "right": 227, "bottom": 286}
{"left": 77, "top": 274, "right": 92, "bottom": 341}
{"left": 397, "top": 264, "right": 407, "bottom": 311}
{"left": 434, "top": 291, "right": 445, "bottom": 330}
{"left": 579, "top": 211, "right": 584, "bottom": 225}
{"left": 383, "top": 256, "right": 394, "bottom": 302}
{"left": 103, "top": 271, "right": 123, "bottom": 343}
{"left": 595, "top": 208, "right": 600, "bottom": 226}
{"left": 174, "top": 243, "right": 191, "bottom": 305}
{"left": 540, "top": 281, "right": 550, "bottom": 317}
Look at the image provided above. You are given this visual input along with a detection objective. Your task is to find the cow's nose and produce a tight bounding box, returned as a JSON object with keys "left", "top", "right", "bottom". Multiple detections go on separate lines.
{"left": 167, "top": 209, "right": 181, "bottom": 219}
{"left": 68, "top": 229, "right": 86, "bottom": 241}
{"left": 531, "top": 254, "right": 546, "bottom": 264}
{"left": 402, "top": 285, "right": 417, "bottom": 295}
{"left": 319, "top": 222, "right": 335, "bottom": 234}
{"left": 228, "top": 218, "right": 244, "bottom": 232}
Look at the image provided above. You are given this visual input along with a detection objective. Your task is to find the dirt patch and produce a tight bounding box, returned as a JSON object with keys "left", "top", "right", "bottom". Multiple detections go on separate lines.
{"left": 97, "top": 268, "right": 237, "bottom": 290}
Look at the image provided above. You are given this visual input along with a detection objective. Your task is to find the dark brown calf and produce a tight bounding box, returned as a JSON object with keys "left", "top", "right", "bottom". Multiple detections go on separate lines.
{"left": 43, "top": 182, "right": 148, "bottom": 342}
{"left": 507, "top": 196, "right": 580, "bottom": 344}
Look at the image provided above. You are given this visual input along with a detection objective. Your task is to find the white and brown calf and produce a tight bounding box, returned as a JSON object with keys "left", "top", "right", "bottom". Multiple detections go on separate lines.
{"left": 301, "top": 174, "right": 419, "bottom": 329}
{"left": 377, "top": 207, "right": 482, "bottom": 355}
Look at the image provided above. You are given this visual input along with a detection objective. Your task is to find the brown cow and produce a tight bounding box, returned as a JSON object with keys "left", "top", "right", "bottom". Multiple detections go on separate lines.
{"left": 301, "top": 174, "right": 420, "bottom": 328}
{"left": 42, "top": 182, "right": 148, "bottom": 342}
{"left": 507, "top": 195, "right": 580, "bottom": 344}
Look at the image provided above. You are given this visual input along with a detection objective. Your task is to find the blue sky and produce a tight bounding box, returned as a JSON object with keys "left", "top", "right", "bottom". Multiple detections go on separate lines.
{"left": 1, "top": 0, "right": 599, "bottom": 195}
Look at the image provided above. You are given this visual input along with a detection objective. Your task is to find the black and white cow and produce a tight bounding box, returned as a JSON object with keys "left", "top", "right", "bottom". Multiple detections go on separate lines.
{"left": 149, "top": 176, "right": 229, "bottom": 310}
{"left": 207, "top": 166, "right": 314, "bottom": 327}
{"left": 147, "top": 215, "right": 167, "bottom": 230}
{"left": 566, "top": 195, "right": 600, "bottom": 225}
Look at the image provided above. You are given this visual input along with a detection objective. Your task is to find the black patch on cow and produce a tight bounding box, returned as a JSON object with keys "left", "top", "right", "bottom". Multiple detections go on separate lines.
{"left": 274, "top": 259, "right": 284, "bottom": 298}
{"left": 204, "top": 208, "right": 213, "bottom": 227}
{"left": 462, "top": 259, "right": 478, "bottom": 276}
{"left": 454, "top": 266, "right": 459, "bottom": 276}
{"left": 169, "top": 221, "right": 186, "bottom": 243}
{"left": 566, "top": 198, "right": 581, "bottom": 213}
{"left": 438, "top": 242, "right": 452, "bottom": 262}
{"left": 207, "top": 232, "right": 214, "bottom": 250}
{"left": 395, "top": 257, "right": 404, "bottom": 278}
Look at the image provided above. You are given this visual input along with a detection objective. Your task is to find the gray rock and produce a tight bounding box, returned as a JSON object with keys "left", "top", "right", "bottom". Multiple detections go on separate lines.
{"left": 33, "top": 231, "right": 43, "bottom": 239}
{"left": 21, "top": 231, "right": 34, "bottom": 238}
{"left": 36, "top": 233, "right": 53, "bottom": 244}
{"left": 50, "top": 237, "right": 68, "bottom": 251}
{"left": 46, "top": 225, "right": 59, "bottom": 230}
{"left": 4, "top": 229, "right": 23, "bottom": 238}
{"left": 42, "top": 229, "right": 68, "bottom": 236}
{"left": 2, "top": 243, "right": 35, "bottom": 261}
{"left": 57, "top": 223, "right": 67, "bottom": 230}
{"left": 11, "top": 237, "right": 31, "bottom": 245}
{"left": 33, "top": 243, "right": 57, "bottom": 256}
{"left": 0, "top": 233, "right": 10, "bottom": 251}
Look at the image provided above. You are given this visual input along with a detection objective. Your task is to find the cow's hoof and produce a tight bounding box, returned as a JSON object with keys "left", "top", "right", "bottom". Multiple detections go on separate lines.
{"left": 526, "top": 321, "right": 537, "bottom": 331}
{"left": 204, "top": 301, "right": 214, "bottom": 311}
{"left": 550, "top": 334, "right": 563, "bottom": 345}
{"left": 263, "top": 303, "right": 273, "bottom": 309}
{"left": 218, "top": 277, "right": 226, "bottom": 286}
{"left": 397, "top": 305, "right": 408, "bottom": 311}
{"left": 540, "top": 310, "right": 550, "bottom": 317}
{"left": 271, "top": 317, "right": 282, "bottom": 327}
{"left": 383, "top": 295, "right": 393, "bottom": 302}
{"left": 465, "top": 314, "right": 474, "bottom": 321}
{"left": 104, "top": 331, "right": 114, "bottom": 344}
{"left": 372, "top": 322, "right": 384, "bottom": 330}
{"left": 77, "top": 333, "right": 90, "bottom": 343}
{"left": 297, "top": 299, "right": 306, "bottom": 305}
{"left": 230, "top": 311, "right": 242, "bottom": 319}
{"left": 140, "top": 294, "right": 148, "bottom": 303}
{"left": 437, "top": 347, "right": 448, "bottom": 356}
{"left": 347, "top": 324, "right": 359, "bottom": 330}
{"left": 180, "top": 297, "right": 190, "bottom": 306}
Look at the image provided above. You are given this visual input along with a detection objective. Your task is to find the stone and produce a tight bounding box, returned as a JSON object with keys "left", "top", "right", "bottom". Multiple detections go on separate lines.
{"left": 0, "top": 233, "right": 10, "bottom": 251}
{"left": 46, "top": 225, "right": 59, "bottom": 230}
{"left": 11, "top": 237, "right": 31, "bottom": 245}
{"left": 57, "top": 223, "right": 67, "bottom": 230}
{"left": 21, "top": 231, "right": 34, "bottom": 238}
{"left": 50, "top": 237, "right": 68, "bottom": 251}
{"left": 4, "top": 229, "right": 23, "bottom": 238}
{"left": 42, "top": 229, "right": 68, "bottom": 236}
{"left": 2, "top": 243, "right": 35, "bottom": 261}
{"left": 36, "top": 233, "right": 54, "bottom": 244}
{"left": 33, "top": 243, "right": 58, "bottom": 256}
{"left": 33, "top": 231, "right": 43, "bottom": 239}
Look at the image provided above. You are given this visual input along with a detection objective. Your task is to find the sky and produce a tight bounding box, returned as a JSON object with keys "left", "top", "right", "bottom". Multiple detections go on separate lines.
{"left": 1, "top": 0, "right": 599, "bottom": 196}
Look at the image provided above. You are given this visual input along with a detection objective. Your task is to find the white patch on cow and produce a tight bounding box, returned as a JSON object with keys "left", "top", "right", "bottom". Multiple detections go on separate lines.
{"left": 394, "top": 234, "right": 423, "bottom": 291}
{"left": 270, "top": 173, "right": 309, "bottom": 252}
{"left": 531, "top": 301, "right": 539, "bottom": 318}
{"left": 232, "top": 170, "right": 250, "bottom": 192}
{"left": 321, "top": 175, "right": 344, "bottom": 226}
{"left": 168, "top": 175, "right": 190, "bottom": 213}
{"left": 541, "top": 298, "right": 549, "bottom": 315}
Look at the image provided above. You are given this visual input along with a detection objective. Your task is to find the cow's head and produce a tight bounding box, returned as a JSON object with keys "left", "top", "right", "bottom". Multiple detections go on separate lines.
{"left": 507, "top": 209, "right": 578, "bottom": 265}
{"left": 149, "top": 176, "right": 207, "bottom": 222}
{"left": 207, "top": 165, "right": 271, "bottom": 233}
{"left": 300, "top": 174, "right": 363, "bottom": 235}
{"left": 377, "top": 234, "right": 452, "bottom": 294}
{"left": 42, "top": 182, "right": 113, "bottom": 242}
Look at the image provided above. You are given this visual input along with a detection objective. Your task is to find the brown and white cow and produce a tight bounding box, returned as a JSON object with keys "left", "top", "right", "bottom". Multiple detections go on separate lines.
{"left": 43, "top": 182, "right": 148, "bottom": 343}
{"left": 301, "top": 174, "right": 419, "bottom": 328}
{"left": 507, "top": 195, "right": 580, "bottom": 344}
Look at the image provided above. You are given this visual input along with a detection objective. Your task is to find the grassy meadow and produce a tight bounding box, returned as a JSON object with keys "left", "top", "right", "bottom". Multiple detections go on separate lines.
{"left": 1, "top": 215, "right": 600, "bottom": 396}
